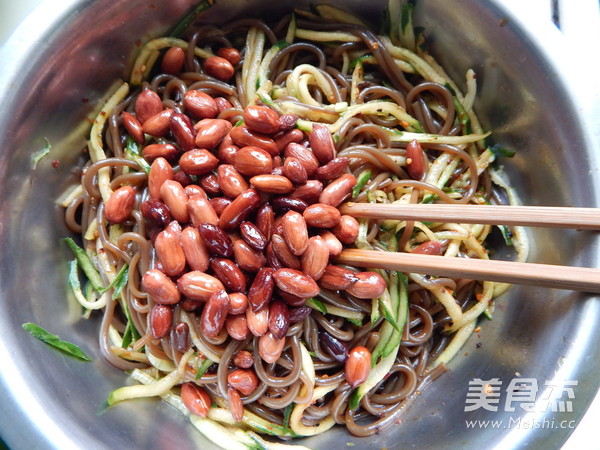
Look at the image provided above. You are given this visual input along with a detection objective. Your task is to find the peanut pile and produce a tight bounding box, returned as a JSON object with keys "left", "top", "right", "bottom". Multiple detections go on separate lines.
{"left": 104, "top": 48, "right": 387, "bottom": 418}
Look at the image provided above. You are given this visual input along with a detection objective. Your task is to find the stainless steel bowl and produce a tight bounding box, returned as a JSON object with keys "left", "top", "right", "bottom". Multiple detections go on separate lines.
{"left": 1, "top": 1, "right": 599, "bottom": 448}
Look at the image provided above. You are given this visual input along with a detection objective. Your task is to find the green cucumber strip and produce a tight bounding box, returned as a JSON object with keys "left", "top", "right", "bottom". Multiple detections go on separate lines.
{"left": 497, "top": 224, "right": 514, "bottom": 246}
{"left": 64, "top": 237, "right": 105, "bottom": 292}
{"left": 370, "top": 321, "right": 394, "bottom": 365}
{"left": 282, "top": 402, "right": 294, "bottom": 433}
{"left": 31, "top": 137, "right": 51, "bottom": 169}
{"left": 95, "top": 263, "right": 129, "bottom": 296}
{"left": 382, "top": 272, "right": 408, "bottom": 357}
{"left": 305, "top": 297, "right": 328, "bottom": 315}
{"left": 370, "top": 296, "right": 381, "bottom": 326}
{"left": 168, "top": 0, "right": 214, "bottom": 38}
{"left": 489, "top": 144, "right": 516, "bottom": 158}
{"left": 22, "top": 322, "right": 91, "bottom": 361}
{"left": 195, "top": 357, "right": 215, "bottom": 379}
{"left": 352, "top": 169, "right": 372, "bottom": 197}
{"left": 379, "top": 287, "right": 399, "bottom": 332}
{"left": 125, "top": 136, "right": 151, "bottom": 174}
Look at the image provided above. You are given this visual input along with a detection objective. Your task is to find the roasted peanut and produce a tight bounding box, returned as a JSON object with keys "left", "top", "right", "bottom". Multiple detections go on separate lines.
{"left": 229, "top": 292, "right": 249, "bottom": 315}
{"left": 218, "top": 164, "right": 248, "bottom": 198}
{"left": 174, "top": 170, "right": 193, "bottom": 187}
{"left": 172, "top": 322, "right": 190, "bottom": 352}
{"left": 275, "top": 129, "right": 304, "bottom": 152}
{"left": 255, "top": 203, "right": 274, "bottom": 242}
{"left": 135, "top": 89, "right": 162, "bottom": 124}
{"left": 214, "top": 96, "right": 234, "bottom": 114}
{"left": 281, "top": 210, "right": 309, "bottom": 256}
{"left": 159, "top": 179, "right": 189, "bottom": 223}
{"left": 319, "top": 265, "right": 359, "bottom": 291}
{"left": 218, "top": 188, "right": 261, "bottom": 232}
{"left": 233, "top": 239, "right": 266, "bottom": 273}
{"left": 319, "top": 331, "right": 348, "bottom": 363}
{"left": 345, "top": 271, "right": 386, "bottom": 299}
{"left": 275, "top": 128, "right": 304, "bottom": 152}
{"left": 234, "top": 146, "right": 273, "bottom": 176}
{"left": 142, "top": 143, "right": 179, "bottom": 162}
{"left": 142, "top": 269, "right": 180, "bottom": 305}
{"left": 288, "top": 306, "right": 312, "bottom": 323}
{"left": 239, "top": 221, "right": 267, "bottom": 251}
{"left": 246, "top": 307, "right": 269, "bottom": 337}
{"left": 277, "top": 113, "right": 297, "bottom": 131}
{"left": 228, "top": 387, "right": 244, "bottom": 422}
{"left": 142, "top": 109, "right": 174, "bottom": 137}
{"left": 308, "top": 123, "right": 335, "bottom": 164}
{"left": 194, "top": 118, "right": 232, "bottom": 149}
{"left": 150, "top": 304, "right": 172, "bottom": 339}
{"left": 183, "top": 90, "right": 218, "bottom": 119}
{"left": 319, "top": 174, "right": 357, "bottom": 207}
{"left": 268, "top": 300, "right": 290, "bottom": 339}
{"left": 279, "top": 291, "right": 305, "bottom": 307}
{"left": 301, "top": 236, "right": 329, "bottom": 281}
{"left": 233, "top": 350, "right": 254, "bottom": 368}
{"left": 208, "top": 198, "right": 230, "bottom": 217}
{"left": 217, "top": 47, "right": 242, "bottom": 65}
{"left": 273, "top": 268, "right": 320, "bottom": 298}
{"left": 319, "top": 232, "right": 343, "bottom": 258}
{"left": 316, "top": 157, "right": 349, "bottom": 181}
{"left": 201, "top": 289, "right": 230, "bottom": 337}
{"left": 303, "top": 203, "right": 341, "bottom": 228}
{"left": 332, "top": 215, "right": 359, "bottom": 245}
{"left": 188, "top": 195, "right": 219, "bottom": 227}
{"left": 250, "top": 174, "right": 294, "bottom": 194}
{"left": 258, "top": 332, "right": 285, "bottom": 364}
{"left": 211, "top": 258, "right": 246, "bottom": 293}
{"left": 141, "top": 200, "right": 171, "bottom": 227}
{"left": 170, "top": 112, "right": 196, "bottom": 151}
{"left": 179, "top": 148, "right": 219, "bottom": 176}
{"left": 230, "top": 126, "right": 278, "bottom": 156}
{"left": 121, "top": 111, "right": 144, "bottom": 144}
{"left": 181, "top": 382, "right": 212, "bottom": 417}
{"left": 270, "top": 234, "right": 301, "bottom": 270}
{"left": 265, "top": 242, "right": 283, "bottom": 271}
{"left": 271, "top": 197, "right": 308, "bottom": 214}
{"left": 161, "top": 46, "right": 185, "bottom": 74}
{"left": 290, "top": 179, "right": 323, "bottom": 204}
{"left": 155, "top": 224, "right": 186, "bottom": 277}
{"left": 184, "top": 184, "right": 207, "bottom": 199}
{"left": 227, "top": 369, "right": 259, "bottom": 396}
{"left": 243, "top": 105, "right": 280, "bottom": 135}
{"left": 177, "top": 270, "right": 225, "bottom": 301}
{"left": 226, "top": 314, "right": 250, "bottom": 340}
{"left": 197, "top": 222, "right": 233, "bottom": 257}
{"left": 199, "top": 173, "right": 221, "bottom": 196}
{"left": 411, "top": 240, "right": 442, "bottom": 255}
{"left": 149, "top": 158, "right": 174, "bottom": 201}
{"left": 181, "top": 297, "right": 203, "bottom": 312}
{"left": 283, "top": 157, "right": 308, "bottom": 185}
{"left": 104, "top": 185, "right": 135, "bottom": 224}
{"left": 345, "top": 346, "right": 371, "bottom": 388}
{"left": 181, "top": 226, "right": 210, "bottom": 272}
{"left": 247, "top": 267, "right": 275, "bottom": 312}
{"left": 406, "top": 139, "right": 426, "bottom": 180}
{"left": 284, "top": 142, "right": 318, "bottom": 176}
{"left": 204, "top": 56, "right": 235, "bottom": 81}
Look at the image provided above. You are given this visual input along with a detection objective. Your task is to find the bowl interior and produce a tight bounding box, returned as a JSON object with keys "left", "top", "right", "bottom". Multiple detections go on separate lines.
{"left": 1, "top": 1, "right": 599, "bottom": 449}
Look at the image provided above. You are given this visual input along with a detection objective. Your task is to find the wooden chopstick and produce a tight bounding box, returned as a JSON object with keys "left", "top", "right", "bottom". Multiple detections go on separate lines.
{"left": 336, "top": 249, "right": 600, "bottom": 293}
{"left": 339, "top": 202, "right": 600, "bottom": 229}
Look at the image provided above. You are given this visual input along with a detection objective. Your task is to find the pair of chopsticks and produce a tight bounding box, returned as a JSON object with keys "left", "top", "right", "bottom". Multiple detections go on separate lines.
{"left": 336, "top": 203, "right": 600, "bottom": 293}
